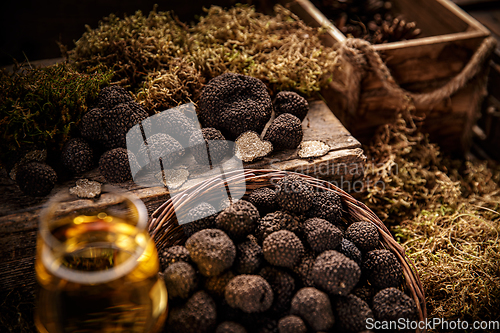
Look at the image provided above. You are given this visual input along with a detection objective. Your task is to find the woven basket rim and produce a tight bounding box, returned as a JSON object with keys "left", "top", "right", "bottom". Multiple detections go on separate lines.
{"left": 148, "top": 168, "right": 427, "bottom": 331}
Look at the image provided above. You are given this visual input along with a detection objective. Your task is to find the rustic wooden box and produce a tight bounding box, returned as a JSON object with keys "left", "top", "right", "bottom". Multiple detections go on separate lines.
{"left": 284, "top": 0, "right": 492, "bottom": 153}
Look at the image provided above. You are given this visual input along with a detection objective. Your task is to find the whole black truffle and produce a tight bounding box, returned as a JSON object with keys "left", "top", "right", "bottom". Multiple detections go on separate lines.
{"left": 312, "top": 250, "right": 360, "bottom": 295}
{"left": 96, "top": 85, "right": 134, "bottom": 109}
{"left": 182, "top": 202, "right": 217, "bottom": 238}
{"left": 363, "top": 249, "right": 403, "bottom": 289}
{"left": 154, "top": 108, "right": 197, "bottom": 146}
{"left": 60, "top": 138, "right": 94, "bottom": 174}
{"left": 345, "top": 221, "right": 380, "bottom": 252}
{"left": 16, "top": 161, "right": 57, "bottom": 197}
{"left": 163, "top": 261, "right": 198, "bottom": 299}
{"left": 306, "top": 191, "right": 343, "bottom": 225}
{"left": 372, "top": 287, "right": 418, "bottom": 322}
{"left": 98, "top": 148, "right": 138, "bottom": 183}
{"left": 225, "top": 275, "right": 274, "bottom": 313}
{"left": 290, "top": 287, "right": 335, "bottom": 331}
{"left": 352, "top": 284, "right": 377, "bottom": 307}
{"left": 263, "top": 113, "right": 303, "bottom": 151}
{"left": 159, "top": 245, "right": 190, "bottom": 270}
{"left": 216, "top": 321, "right": 247, "bottom": 333}
{"left": 185, "top": 229, "right": 236, "bottom": 277}
{"left": 259, "top": 266, "right": 296, "bottom": 314}
{"left": 263, "top": 230, "right": 304, "bottom": 269}
{"left": 189, "top": 127, "right": 229, "bottom": 166}
{"left": 256, "top": 211, "right": 303, "bottom": 243}
{"left": 137, "top": 133, "right": 184, "bottom": 169}
{"left": 273, "top": 91, "right": 309, "bottom": 122}
{"left": 215, "top": 200, "right": 260, "bottom": 239}
{"left": 204, "top": 270, "right": 236, "bottom": 300}
{"left": 167, "top": 291, "right": 217, "bottom": 333}
{"left": 335, "top": 294, "right": 374, "bottom": 332}
{"left": 278, "top": 315, "right": 307, "bottom": 333}
{"left": 248, "top": 187, "right": 278, "bottom": 216}
{"left": 303, "top": 218, "right": 342, "bottom": 253}
{"left": 198, "top": 72, "right": 272, "bottom": 139}
{"left": 337, "top": 238, "right": 362, "bottom": 266}
{"left": 234, "top": 239, "right": 263, "bottom": 274}
{"left": 292, "top": 251, "right": 316, "bottom": 287}
{"left": 275, "top": 174, "right": 314, "bottom": 213}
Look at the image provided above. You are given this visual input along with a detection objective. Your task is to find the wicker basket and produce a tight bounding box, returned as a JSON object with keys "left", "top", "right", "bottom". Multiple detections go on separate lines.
{"left": 148, "top": 169, "right": 427, "bottom": 330}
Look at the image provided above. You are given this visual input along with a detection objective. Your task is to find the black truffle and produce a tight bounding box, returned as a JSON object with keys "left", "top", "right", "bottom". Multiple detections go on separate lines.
{"left": 312, "top": 250, "right": 360, "bottom": 295}
{"left": 182, "top": 202, "right": 217, "bottom": 238}
{"left": 96, "top": 85, "right": 134, "bottom": 109}
{"left": 337, "top": 238, "right": 362, "bottom": 266}
{"left": 263, "top": 113, "right": 303, "bottom": 151}
{"left": 215, "top": 200, "right": 260, "bottom": 239}
{"left": 303, "top": 218, "right": 343, "bottom": 253}
{"left": 225, "top": 275, "right": 274, "bottom": 313}
{"left": 290, "top": 287, "right": 335, "bottom": 331}
{"left": 204, "top": 270, "right": 236, "bottom": 300}
{"left": 16, "top": 161, "right": 57, "bottom": 197}
{"left": 275, "top": 174, "right": 314, "bottom": 214}
{"left": 189, "top": 128, "right": 229, "bottom": 166}
{"left": 163, "top": 261, "right": 198, "bottom": 299}
{"left": 98, "top": 148, "right": 138, "bottom": 183}
{"left": 137, "top": 133, "right": 184, "bottom": 169}
{"left": 248, "top": 187, "right": 278, "bottom": 216}
{"left": 363, "top": 249, "right": 403, "bottom": 289}
{"left": 273, "top": 91, "right": 309, "bottom": 122}
{"left": 60, "top": 138, "right": 94, "bottom": 174}
{"left": 352, "top": 284, "right": 377, "bottom": 307}
{"left": 292, "top": 251, "right": 316, "bottom": 287}
{"left": 335, "top": 294, "right": 375, "bottom": 332}
{"left": 159, "top": 245, "right": 190, "bottom": 269}
{"left": 198, "top": 72, "right": 273, "bottom": 139}
{"left": 255, "top": 211, "right": 302, "bottom": 243}
{"left": 372, "top": 287, "right": 418, "bottom": 322}
{"left": 216, "top": 322, "right": 247, "bottom": 333}
{"left": 154, "top": 108, "right": 197, "bottom": 146}
{"left": 345, "top": 221, "right": 380, "bottom": 252}
{"left": 185, "top": 229, "right": 236, "bottom": 277}
{"left": 167, "top": 291, "right": 217, "bottom": 333}
{"left": 234, "top": 239, "right": 263, "bottom": 274}
{"left": 306, "top": 191, "right": 343, "bottom": 225}
{"left": 234, "top": 131, "right": 273, "bottom": 162}
{"left": 259, "top": 266, "right": 296, "bottom": 314}
{"left": 263, "top": 230, "right": 304, "bottom": 269}
{"left": 277, "top": 315, "right": 307, "bottom": 333}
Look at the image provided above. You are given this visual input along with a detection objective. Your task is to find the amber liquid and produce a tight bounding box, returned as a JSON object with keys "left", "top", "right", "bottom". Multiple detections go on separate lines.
{"left": 35, "top": 214, "right": 168, "bottom": 333}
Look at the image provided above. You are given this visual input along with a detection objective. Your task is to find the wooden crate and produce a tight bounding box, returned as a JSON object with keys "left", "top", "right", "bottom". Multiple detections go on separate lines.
{"left": 284, "top": 0, "right": 492, "bottom": 153}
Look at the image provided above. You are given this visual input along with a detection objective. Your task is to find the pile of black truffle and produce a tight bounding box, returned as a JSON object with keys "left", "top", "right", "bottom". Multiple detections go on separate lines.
{"left": 161, "top": 174, "right": 418, "bottom": 333}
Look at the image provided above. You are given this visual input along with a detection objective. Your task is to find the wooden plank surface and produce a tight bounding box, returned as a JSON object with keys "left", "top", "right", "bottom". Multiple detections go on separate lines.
{"left": 0, "top": 99, "right": 365, "bottom": 293}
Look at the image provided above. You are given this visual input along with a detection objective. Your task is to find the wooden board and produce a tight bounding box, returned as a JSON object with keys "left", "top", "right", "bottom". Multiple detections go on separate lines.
{"left": 0, "top": 99, "right": 365, "bottom": 293}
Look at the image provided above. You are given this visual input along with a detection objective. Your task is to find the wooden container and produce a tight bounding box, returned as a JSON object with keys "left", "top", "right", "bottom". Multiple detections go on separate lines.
{"left": 284, "top": 0, "right": 493, "bottom": 153}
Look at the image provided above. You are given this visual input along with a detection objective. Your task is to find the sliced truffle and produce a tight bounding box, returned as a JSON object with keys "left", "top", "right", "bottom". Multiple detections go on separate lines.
{"left": 297, "top": 140, "right": 329, "bottom": 159}
{"left": 155, "top": 168, "right": 189, "bottom": 189}
{"left": 363, "top": 249, "right": 402, "bottom": 289}
{"left": 185, "top": 229, "right": 236, "bottom": 277}
{"left": 189, "top": 127, "right": 229, "bottom": 165}
{"left": 234, "top": 239, "right": 263, "bottom": 274}
{"left": 262, "top": 230, "right": 304, "bottom": 269}
{"left": 159, "top": 245, "right": 190, "bottom": 269}
{"left": 275, "top": 174, "right": 314, "bottom": 213}
{"left": 163, "top": 261, "right": 198, "bottom": 299}
{"left": 263, "top": 113, "right": 303, "bottom": 151}
{"left": 312, "top": 250, "right": 360, "bottom": 295}
{"left": 259, "top": 266, "right": 296, "bottom": 314}
{"left": 306, "top": 191, "right": 343, "bottom": 224}
{"left": 198, "top": 72, "right": 273, "bottom": 139}
{"left": 98, "top": 148, "right": 138, "bottom": 183}
{"left": 96, "top": 85, "right": 134, "bottom": 109}
{"left": 273, "top": 91, "right": 309, "bottom": 122}
{"left": 167, "top": 291, "right": 217, "bottom": 333}
{"left": 215, "top": 200, "right": 260, "bottom": 240}
{"left": 153, "top": 108, "right": 197, "bottom": 146}
{"left": 60, "top": 138, "right": 94, "bottom": 174}
{"left": 303, "top": 218, "right": 342, "bottom": 253}
{"left": 277, "top": 315, "right": 307, "bottom": 333}
{"left": 372, "top": 287, "right": 418, "bottom": 322}
{"left": 182, "top": 202, "right": 217, "bottom": 238}
{"left": 216, "top": 322, "right": 247, "bottom": 333}
{"left": 248, "top": 187, "right": 278, "bottom": 216}
{"left": 69, "top": 179, "right": 101, "bottom": 199}
{"left": 204, "top": 270, "right": 235, "bottom": 300}
{"left": 137, "top": 133, "right": 184, "bottom": 169}
{"left": 345, "top": 221, "right": 380, "bottom": 252}
{"left": 255, "top": 211, "right": 302, "bottom": 243}
{"left": 225, "top": 275, "right": 274, "bottom": 313}
{"left": 290, "top": 287, "right": 335, "bottom": 331}
{"left": 335, "top": 294, "right": 374, "bottom": 332}
{"left": 234, "top": 131, "right": 273, "bottom": 163}
{"left": 16, "top": 161, "right": 57, "bottom": 197}
{"left": 337, "top": 238, "right": 362, "bottom": 266}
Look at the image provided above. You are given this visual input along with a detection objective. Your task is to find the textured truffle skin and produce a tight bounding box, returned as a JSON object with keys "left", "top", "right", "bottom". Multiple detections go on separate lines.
{"left": 216, "top": 321, "right": 247, "bottom": 333}
{"left": 167, "top": 291, "right": 217, "bottom": 333}
{"left": 303, "top": 218, "right": 343, "bottom": 253}
{"left": 278, "top": 315, "right": 307, "bottom": 333}
{"left": 263, "top": 113, "right": 303, "bottom": 151}
{"left": 312, "top": 250, "right": 361, "bottom": 295}
{"left": 337, "top": 238, "right": 363, "bottom": 265}
{"left": 189, "top": 127, "right": 229, "bottom": 166}
{"left": 234, "top": 239, "right": 263, "bottom": 274}
{"left": 159, "top": 245, "right": 190, "bottom": 270}
{"left": 185, "top": 229, "right": 236, "bottom": 277}
{"left": 137, "top": 133, "right": 184, "bottom": 168}
{"left": 306, "top": 191, "right": 343, "bottom": 225}
{"left": 154, "top": 108, "right": 197, "bottom": 146}
{"left": 225, "top": 275, "right": 274, "bottom": 313}
{"left": 259, "top": 266, "right": 296, "bottom": 314}
{"left": 293, "top": 251, "right": 316, "bottom": 287}
{"left": 163, "top": 261, "right": 198, "bottom": 299}
{"left": 263, "top": 230, "right": 304, "bottom": 269}
{"left": 335, "top": 294, "right": 375, "bottom": 332}
{"left": 204, "top": 270, "right": 236, "bottom": 300}
{"left": 16, "top": 161, "right": 57, "bottom": 197}
{"left": 256, "top": 211, "right": 303, "bottom": 243}
{"left": 274, "top": 91, "right": 309, "bottom": 122}
{"left": 364, "top": 249, "right": 403, "bottom": 289}
{"left": 198, "top": 72, "right": 273, "bottom": 139}
{"left": 216, "top": 200, "right": 260, "bottom": 239}
{"left": 372, "top": 287, "right": 418, "bottom": 323}
{"left": 248, "top": 187, "right": 278, "bottom": 216}
{"left": 96, "top": 85, "right": 133, "bottom": 109}
{"left": 60, "top": 138, "right": 94, "bottom": 174}
{"left": 345, "top": 221, "right": 380, "bottom": 252}
{"left": 182, "top": 202, "right": 217, "bottom": 238}
{"left": 275, "top": 174, "right": 314, "bottom": 214}
{"left": 290, "top": 287, "right": 335, "bottom": 331}
{"left": 98, "top": 148, "right": 138, "bottom": 183}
